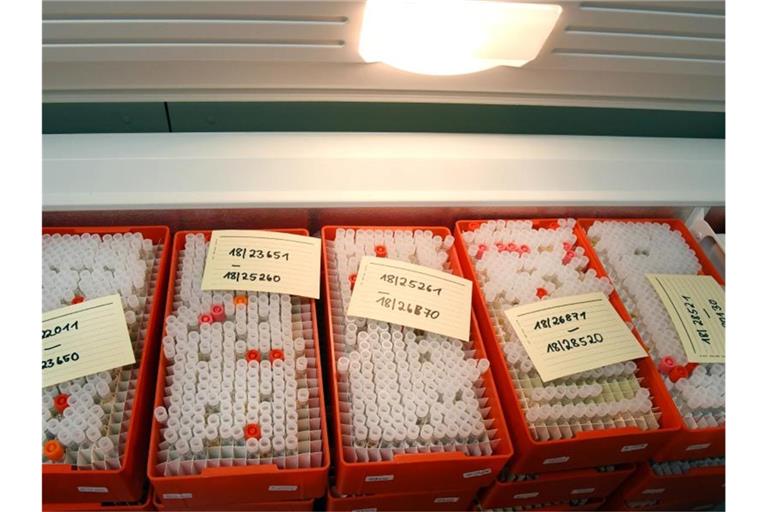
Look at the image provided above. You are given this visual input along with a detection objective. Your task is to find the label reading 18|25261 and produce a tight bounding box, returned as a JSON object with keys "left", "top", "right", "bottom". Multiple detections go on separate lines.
{"left": 379, "top": 273, "right": 442, "bottom": 295}
{"left": 346, "top": 256, "right": 473, "bottom": 341}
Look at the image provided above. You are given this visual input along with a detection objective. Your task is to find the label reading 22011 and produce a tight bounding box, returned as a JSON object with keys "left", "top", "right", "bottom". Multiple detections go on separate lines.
{"left": 42, "top": 294, "right": 135, "bottom": 388}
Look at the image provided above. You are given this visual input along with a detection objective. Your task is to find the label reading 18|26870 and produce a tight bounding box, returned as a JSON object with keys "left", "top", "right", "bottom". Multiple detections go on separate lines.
{"left": 346, "top": 256, "right": 473, "bottom": 341}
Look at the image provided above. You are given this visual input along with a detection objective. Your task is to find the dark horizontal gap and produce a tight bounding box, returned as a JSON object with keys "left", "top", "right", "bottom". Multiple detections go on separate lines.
{"left": 159, "top": 102, "right": 725, "bottom": 139}
{"left": 552, "top": 48, "right": 724, "bottom": 63}
{"left": 42, "top": 15, "right": 349, "bottom": 23}
{"left": 580, "top": 2, "right": 725, "bottom": 17}
{"left": 43, "top": 40, "right": 346, "bottom": 47}
{"left": 565, "top": 25, "right": 724, "bottom": 41}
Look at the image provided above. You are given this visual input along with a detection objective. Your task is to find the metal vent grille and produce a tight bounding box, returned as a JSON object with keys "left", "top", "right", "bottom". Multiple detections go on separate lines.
{"left": 43, "top": 0, "right": 725, "bottom": 110}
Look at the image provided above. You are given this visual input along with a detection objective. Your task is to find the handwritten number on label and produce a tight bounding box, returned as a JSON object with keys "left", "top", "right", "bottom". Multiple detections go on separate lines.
{"left": 227, "top": 247, "right": 289, "bottom": 261}
{"left": 222, "top": 271, "right": 282, "bottom": 283}
{"left": 42, "top": 352, "right": 80, "bottom": 369}
{"left": 379, "top": 274, "right": 443, "bottom": 296}
{"left": 42, "top": 320, "right": 79, "bottom": 340}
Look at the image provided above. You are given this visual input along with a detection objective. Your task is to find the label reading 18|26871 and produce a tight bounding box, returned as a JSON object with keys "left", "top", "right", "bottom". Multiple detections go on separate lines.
{"left": 504, "top": 292, "right": 647, "bottom": 382}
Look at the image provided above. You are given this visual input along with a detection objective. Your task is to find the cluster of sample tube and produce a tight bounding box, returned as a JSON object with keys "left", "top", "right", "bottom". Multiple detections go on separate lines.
{"left": 327, "top": 228, "right": 499, "bottom": 463}
{"left": 42, "top": 233, "right": 159, "bottom": 468}
{"left": 650, "top": 457, "right": 725, "bottom": 476}
{"left": 488, "top": 499, "right": 592, "bottom": 511}
{"left": 462, "top": 220, "right": 661, "bottom": 442}
{"left": 154, "top": 234, "right": 323, "bottom": 476}
{"left": 587, "top": 221, "right": 725, "bottom": 429}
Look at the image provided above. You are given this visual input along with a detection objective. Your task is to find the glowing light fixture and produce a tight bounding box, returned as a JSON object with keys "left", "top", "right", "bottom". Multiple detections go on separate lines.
{"left": 358, "top": 0, "right": 562, "bottom": 76}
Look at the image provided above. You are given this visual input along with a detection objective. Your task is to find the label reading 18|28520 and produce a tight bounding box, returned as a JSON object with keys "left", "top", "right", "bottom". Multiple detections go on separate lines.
{"left": 504, "top": 292, "right": 647, "bottom": 382}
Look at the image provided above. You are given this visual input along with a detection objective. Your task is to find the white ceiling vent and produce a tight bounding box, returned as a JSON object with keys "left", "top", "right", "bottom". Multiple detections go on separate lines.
{"left": 43, "top": 0, "right": 724, "bottom": 111}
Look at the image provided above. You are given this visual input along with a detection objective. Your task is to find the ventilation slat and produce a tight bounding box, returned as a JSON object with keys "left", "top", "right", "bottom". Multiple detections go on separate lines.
{"left": 43, "top": 44, "right": 353, "bottom": 64}
{"left": 570, "top": 4, "right": 724, "bottom": 37}
{"left": 42, "top": 0, "right": 356, "bottom": 20}
{"left": 538, "top": 50, "right": 723, "bottom": 76}
{"left": 555, "top": 29, "right": 724, "bottom": 59}
{"left": 43, "top": 19, "right": 348, "bottom": 45}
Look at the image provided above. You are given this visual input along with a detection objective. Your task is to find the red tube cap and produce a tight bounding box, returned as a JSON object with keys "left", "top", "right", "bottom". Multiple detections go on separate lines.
{"left": 246, "top": 350, "right": 261, "bottom": 363}
{"left": 198, "top": 313, "right": 213, "bottom": 325}
{"left": 211, "top": 304, "right": 226, "bottom": 322}
{"left": 43, "top": 440, "right": 65, "bottom": 462}
{"left": 53, "top": 394, "right": 70, "bottom": 414}
{"left": 659, "top": 356, "right": 677, "bottom": 374}
{"left": 375, "top": 245, "right": 387, "bottom": 257}
{"left": 536, "top": 288, "right": 548, "bottom": 299}
{"left": 269, "top": 349, "right": 284, "bottom": 363}
{"left": 669, "top": 365, "right": 688, "bottom": 383}
{"left": 71, "top": 295, "right": 85, "bottom": 305}
{"left": 244, "top": 423, "right": 262, "bottom": 440}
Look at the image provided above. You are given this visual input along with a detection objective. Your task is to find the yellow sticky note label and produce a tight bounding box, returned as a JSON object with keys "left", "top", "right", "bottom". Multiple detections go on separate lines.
{"left": 346, "top": 256, "right": 473, "bottom": 341}
{"left": 42, "top": 295, "right": 135, "bottom": 388}
{"left": 646, "top": 274, "right": 725, "bottom": 363}
{"left": 504, "top": 292, "right": 648, "bottom": 382}
{"left": 201, "top": 230, "right": 322, "bottom": 299}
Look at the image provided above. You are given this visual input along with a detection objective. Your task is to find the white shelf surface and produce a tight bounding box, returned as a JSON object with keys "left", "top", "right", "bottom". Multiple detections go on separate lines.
{"left": 43, "top": 132, "right": 724, "bottom": 211}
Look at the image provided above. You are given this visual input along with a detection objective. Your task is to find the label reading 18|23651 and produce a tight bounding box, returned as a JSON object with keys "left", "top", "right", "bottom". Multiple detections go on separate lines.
{"left": 201, "top": 230, "right": 322, "bottom": 299}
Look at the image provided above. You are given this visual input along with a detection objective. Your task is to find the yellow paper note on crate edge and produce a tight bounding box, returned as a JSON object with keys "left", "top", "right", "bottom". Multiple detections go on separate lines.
{"left": 646, "top": 274, "right": 725, "bottom": 363}
{"left": 201, "top": 230, "right": 322, "bottom": 299}
{"left": 42, "top": 294, "right": 135, "bottom": 388}
{"left": 503, "top": 292, "right": 648, "bottom": 382}
{"left": 346, "top": 256, "right": 473, "bottom": 341}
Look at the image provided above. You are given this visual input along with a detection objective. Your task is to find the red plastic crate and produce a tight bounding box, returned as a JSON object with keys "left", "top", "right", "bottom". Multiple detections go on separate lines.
{"left": 454, "top": 219, "right": 681, "bottom": 473}
{"left": 42, "top": 487, "right": 153, "bottom": 511}
{"left": 613, "top": 460, "right": 724, "bottom": 504}
{"left": 603, "top": 494, "right": 724, "bottom": 511}
{"left": 479, "top": 465, "right": 635, "bottom": 509}
{"left": 482, "top": 497, "right": 605, "bottom": 511}
{"left": 578, "top": 218, "right": 725, "bottom": 461}
{"left": 43, "top": 226, "right": 171, "bottom": 504}
{"left": 153, "top": 494, "right": 313, "bottom": 511}
{"left": 321, "top": 225, "right": 514, "bottom": 495}
{"left": 147, "top": 230, "right": 330, "bottom": 509}
{"left": 325, "top": 486, "right": 476, "bottom": 511}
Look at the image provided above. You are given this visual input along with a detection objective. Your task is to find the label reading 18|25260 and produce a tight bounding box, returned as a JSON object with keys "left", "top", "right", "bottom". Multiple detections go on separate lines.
{"left": 201, "top": 230, "right": 322, "bottom": 299}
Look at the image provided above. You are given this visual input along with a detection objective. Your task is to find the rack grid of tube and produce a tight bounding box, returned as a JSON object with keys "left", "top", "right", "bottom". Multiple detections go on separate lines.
{"left": 584, "top": 220, "right": 725, "bottom": 431}
{"left": 153, "top": 233, "right": 324, "bottom": 476}
{"left": 459, "top": 219, "right": 663, "bottom": 442}
{"left": 326, "top": 227, "right": 503, "bottom": 463}
{"left": 42, "top": 232, "right": 162, "bottom": 469}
